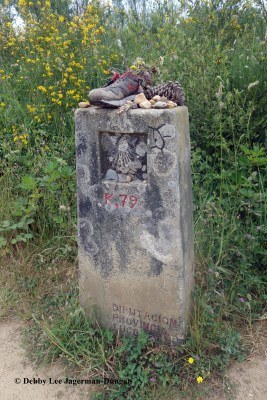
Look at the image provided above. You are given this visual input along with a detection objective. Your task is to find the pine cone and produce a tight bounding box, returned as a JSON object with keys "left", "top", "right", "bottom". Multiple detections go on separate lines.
{"left": 143, "top": 81, "right": 185, "bottom": 105}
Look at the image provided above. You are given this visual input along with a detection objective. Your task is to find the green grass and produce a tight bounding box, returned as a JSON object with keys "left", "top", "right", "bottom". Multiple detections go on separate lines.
{"left": 0, "top": 0, "right": 266, "bottom": 399}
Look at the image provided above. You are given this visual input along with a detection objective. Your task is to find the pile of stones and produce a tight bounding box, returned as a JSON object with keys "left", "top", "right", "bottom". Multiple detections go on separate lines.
{"left": 78, "top": 93, "right": 178, "bottom": 111}
{"left": 132, "top": 93, "right": 178, "bottom": 109}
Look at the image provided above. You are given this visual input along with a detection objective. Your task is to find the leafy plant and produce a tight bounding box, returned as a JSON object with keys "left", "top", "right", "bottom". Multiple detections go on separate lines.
{"left": 0, "top": 1, "right": 266, "bottom": 399}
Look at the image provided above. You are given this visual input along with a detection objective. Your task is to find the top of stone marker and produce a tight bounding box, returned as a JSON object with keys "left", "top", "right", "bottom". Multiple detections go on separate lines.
{"left": 75, "top": 105, "right": 188, "bottom": 117}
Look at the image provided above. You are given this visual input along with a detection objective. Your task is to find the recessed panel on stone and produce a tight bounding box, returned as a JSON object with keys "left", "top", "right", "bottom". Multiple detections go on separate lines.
{"left": 100, "top": 131, "right": 148, "bottom": 183}
{"left": 75, "top": 107, "right": 194, "bottom": 343}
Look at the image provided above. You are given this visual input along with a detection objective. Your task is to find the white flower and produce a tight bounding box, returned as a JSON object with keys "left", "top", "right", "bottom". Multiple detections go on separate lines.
{"left": 59, "top": 205, "right": 70, "bottom": 211}
{"left": 216, "top": 82, "right": 223, "bottom": 99}
{"left": 248, "top": 81, "right": 259, "bottom": 90}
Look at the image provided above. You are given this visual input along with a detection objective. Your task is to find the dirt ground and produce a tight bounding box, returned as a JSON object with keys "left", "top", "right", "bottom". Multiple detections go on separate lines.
{"left": 206, "top": 350, "right": 267, "bottom": 400}
{"left": 0, "top": 320, "right": 266, "bottom": 400}
{"left": 0, "top": 321, "right": 96, "bottom": 400}
{"left": 226, "top": 351, "right": 267, "bottom": 400}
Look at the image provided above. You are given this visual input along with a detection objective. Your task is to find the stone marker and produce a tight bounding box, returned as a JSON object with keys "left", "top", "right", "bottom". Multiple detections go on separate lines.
{"left": 75, "top": 107, "right": 194, "bottom": 343}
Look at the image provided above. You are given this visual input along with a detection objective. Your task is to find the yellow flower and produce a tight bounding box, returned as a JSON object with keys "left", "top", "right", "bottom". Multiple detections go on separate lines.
{"left": 38, "top": 85, "right": 47, "bottom": 93}
{"left": 67, "top": 89, "right": 75, "bottom": 96}
{"left": 188, "top": 357, "right": 194, "bottom": 364}
{"left": 18, "top": 0, "right": 26, "bottom": 7}
{"left": 27, "top": 105, "right": 36, "bottom": 113}
{"left": 196, "top": 376, "right": 203, "bottom": 384}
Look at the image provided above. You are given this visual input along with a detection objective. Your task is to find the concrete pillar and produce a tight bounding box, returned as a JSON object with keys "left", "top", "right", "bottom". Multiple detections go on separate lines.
{"left": 75, "top": 107, "right": 194, "bottom": 343}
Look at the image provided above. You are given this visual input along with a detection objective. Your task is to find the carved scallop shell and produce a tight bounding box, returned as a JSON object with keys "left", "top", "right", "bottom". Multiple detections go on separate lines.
{"left": 102, "top": 133, "right": 147, "bottom": 179}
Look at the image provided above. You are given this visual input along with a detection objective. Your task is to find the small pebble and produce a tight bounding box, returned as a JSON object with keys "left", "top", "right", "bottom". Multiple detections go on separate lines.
{"left": 167, "top": 101, "right": 177, "bottom": 108}
{"left": 152, "top": 95, "right": 161, "bottom": 101}
{"left": 159, "top": 96, "right": 168, "bottom": 102}
{"left": 131, "top": 160, "right": 142, "bottom": 169}
{"left": 142, "top": 173, "right": 148, "bottom": 179}
{"left": 154, "top": 101, "right": 167, "bottom": 109}
{"left": 78, "top": 102, "right": 90, "bottom": 108}
{"left": 118, "top": 173, "right": 129, "bottom": 182}
{"left": 142, "top": 165, "right": 147, "bottom": 171}
{"left": 136, "top": 142, "right": 147, "bottom": 156}
{"left": 134, "top": 93, "right": 147, "bottom": 104}
{"left": 139, "top": 100, "right": 151, "bottom": 109}
{"left": 105, "top": 169, "right": 118, "bottom": 180}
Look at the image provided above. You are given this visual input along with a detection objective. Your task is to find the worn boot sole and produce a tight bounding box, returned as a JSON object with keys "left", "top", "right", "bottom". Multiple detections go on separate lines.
{"left": 91, "top": 95, "right": 137, "bottom": 108}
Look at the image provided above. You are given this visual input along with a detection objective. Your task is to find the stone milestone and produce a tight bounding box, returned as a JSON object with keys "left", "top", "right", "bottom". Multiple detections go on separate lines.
{"left": 75, "top": 106, "right": 194, "bottom": 343}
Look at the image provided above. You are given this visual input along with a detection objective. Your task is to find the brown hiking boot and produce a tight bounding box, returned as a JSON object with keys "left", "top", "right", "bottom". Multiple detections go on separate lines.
{"left": 89, "top": 71, "right": 141, "bottom": 106}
